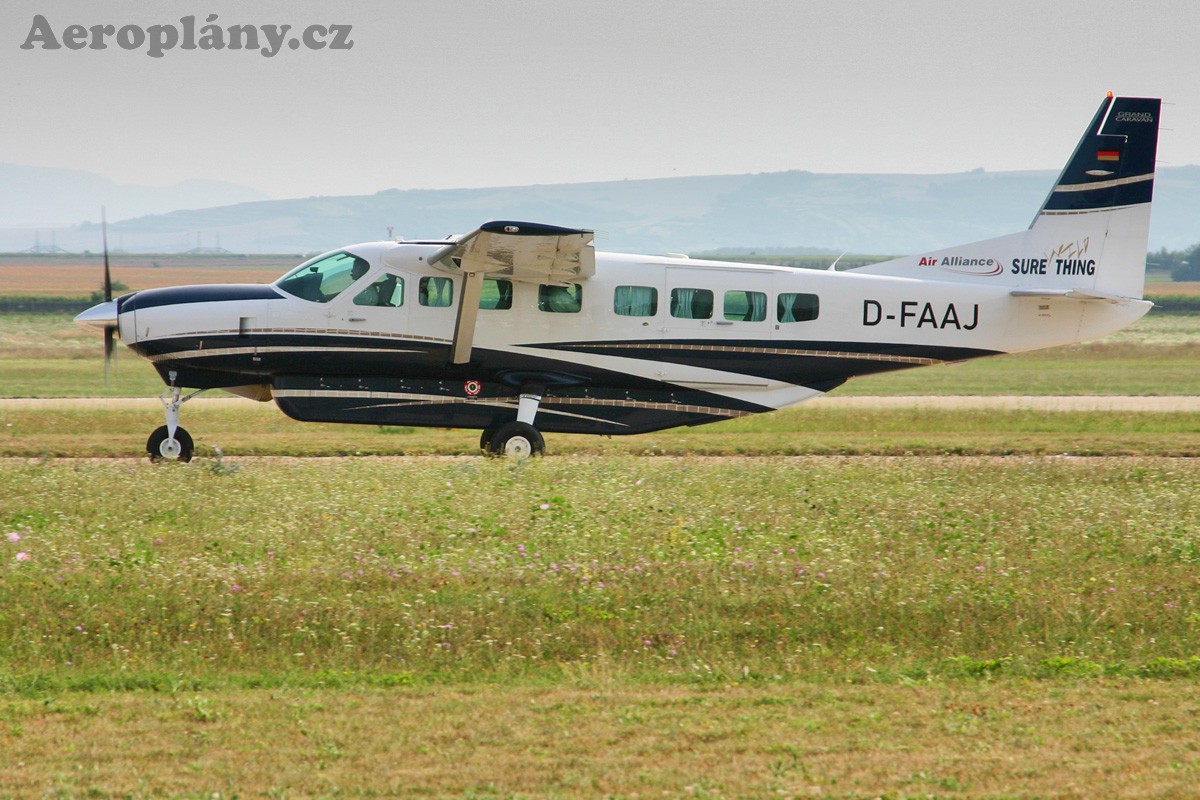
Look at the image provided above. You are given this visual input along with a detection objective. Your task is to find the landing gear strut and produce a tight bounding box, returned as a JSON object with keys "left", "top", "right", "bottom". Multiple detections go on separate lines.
{"left": 147, "top": 373, "right": 204, "bottom": 462}
{"left": 484, "top": 387, "right": 546, "bottom": 458}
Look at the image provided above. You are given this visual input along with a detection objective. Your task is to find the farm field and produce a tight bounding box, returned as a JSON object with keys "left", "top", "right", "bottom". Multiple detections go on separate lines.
{"left": 0, "top": 253, "right": 299, "bottom": 297}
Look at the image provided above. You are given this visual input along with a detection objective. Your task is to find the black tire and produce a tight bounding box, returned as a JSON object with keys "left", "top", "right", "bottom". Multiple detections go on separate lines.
{"left": 488, "top": 421, "right": 545, "bottom": 458}
{"left": 480, "top": 427, "right": 498, "bottom": 452}
{"left": 146, "top": 425, "right": 194, "bottom": 463}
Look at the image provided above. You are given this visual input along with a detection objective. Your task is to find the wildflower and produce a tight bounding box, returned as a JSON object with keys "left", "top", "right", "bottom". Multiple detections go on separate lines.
{"left": 539, "top": 503, "right": 550, "bottom": 511}
{"left": 6, "top": 531, "right": 20, "bottom": 543}
{"left": 230, "top": 584, "right": 242, "bottom": 593}
{"left": 15, "top": 552, "right": 30, "bottom": 562}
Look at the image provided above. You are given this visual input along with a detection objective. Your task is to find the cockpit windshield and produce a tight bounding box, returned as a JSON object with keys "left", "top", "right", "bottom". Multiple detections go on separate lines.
{"left": 275, "top": 251, "right": 371, "bottom": 303}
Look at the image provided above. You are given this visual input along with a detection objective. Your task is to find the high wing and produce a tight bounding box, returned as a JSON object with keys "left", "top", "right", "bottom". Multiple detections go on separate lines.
{"left": 427, "top": 221, "right": 595, "bottom": 364}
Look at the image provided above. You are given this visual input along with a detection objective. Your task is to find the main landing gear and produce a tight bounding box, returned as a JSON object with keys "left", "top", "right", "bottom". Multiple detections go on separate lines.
{"left": 481, "top": 388, "right": 546, "bottom": 458}
{"left": 147, "top": 373, "right": 204, "bottom": 462}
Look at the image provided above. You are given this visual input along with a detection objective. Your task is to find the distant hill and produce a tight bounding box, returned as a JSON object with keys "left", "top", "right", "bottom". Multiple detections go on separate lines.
{"left": 0, "top": 163, "right": 270, "bottom": 227}
{"left": 2, "top": 166, "right": 1198, "bottom": 255}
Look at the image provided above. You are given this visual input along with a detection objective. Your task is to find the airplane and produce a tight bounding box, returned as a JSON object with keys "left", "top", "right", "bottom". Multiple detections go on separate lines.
{"left": 75, "top": 94, "right": 1162, "bottom": 461}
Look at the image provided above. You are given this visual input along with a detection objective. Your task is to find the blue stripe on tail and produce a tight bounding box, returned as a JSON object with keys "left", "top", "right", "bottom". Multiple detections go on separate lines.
{"left": 1038, "top": 96, "right": 1161, "bottom": 214}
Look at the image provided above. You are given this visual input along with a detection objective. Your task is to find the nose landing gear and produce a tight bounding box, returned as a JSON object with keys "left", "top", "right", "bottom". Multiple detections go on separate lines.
{"left": 147, "top": 374, "right": 205, "bottom": 462}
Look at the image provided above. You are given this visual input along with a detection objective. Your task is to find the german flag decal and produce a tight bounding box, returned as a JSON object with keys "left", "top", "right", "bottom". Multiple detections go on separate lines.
{"left": 1097, "top": 150, "right": 1121, "bottom": 162}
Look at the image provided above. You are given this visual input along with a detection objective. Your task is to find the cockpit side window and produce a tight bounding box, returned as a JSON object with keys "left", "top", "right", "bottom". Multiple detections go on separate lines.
{"left": 276, "top": 251, "right": 370, "bottom": 303}
{"left": 354, "top": 272, "right": 404, "bottom": 307}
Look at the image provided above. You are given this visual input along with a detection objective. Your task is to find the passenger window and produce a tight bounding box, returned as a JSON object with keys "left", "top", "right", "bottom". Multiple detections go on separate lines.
{"left": 724, "top": 290, "right": 767, "bottom": 322}
{"left": 354, "top": 273, "right": 404, "bottom": 307}
{"left": 670, "top": 288, "right": 713, "bottom": 319}
{"left": 614, "top": 285, "right": 658, "bottom": 316}
{"left": 419, "top": 276, "right": 454, "bottom": 307}
{"left": 480, "top": 278, "right": 513, "bottom": 310}
{"left": 777, "top": 292, "right": 820, "bottom": 322}
{"left": 538, "top": 283, "right": 583, "bottom": 313}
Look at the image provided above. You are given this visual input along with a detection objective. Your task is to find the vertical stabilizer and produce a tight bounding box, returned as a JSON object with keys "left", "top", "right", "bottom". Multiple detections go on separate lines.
{"left": 1027, "top": 95, "right": 1161, "bottom": 298}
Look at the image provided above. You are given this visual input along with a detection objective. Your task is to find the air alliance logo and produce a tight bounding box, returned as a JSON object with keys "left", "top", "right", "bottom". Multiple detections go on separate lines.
{"left": 917, "top": 255, "right": 1003, "bottom": 276}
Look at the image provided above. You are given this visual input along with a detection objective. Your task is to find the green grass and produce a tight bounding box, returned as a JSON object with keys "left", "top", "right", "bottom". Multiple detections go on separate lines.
{"left": 3, "top": 456, "right": 1199, "bottom": 688}
{"left": 5, "top": 681, "right": 1200, "bottom": 797}
{"left": 4, "top": 455, "right": 1200, "bottom": 795}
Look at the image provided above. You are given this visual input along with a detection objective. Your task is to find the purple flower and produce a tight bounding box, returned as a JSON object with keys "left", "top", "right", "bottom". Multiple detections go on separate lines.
{"left": 6, "top": 531, "right": 21, "bottom": 543}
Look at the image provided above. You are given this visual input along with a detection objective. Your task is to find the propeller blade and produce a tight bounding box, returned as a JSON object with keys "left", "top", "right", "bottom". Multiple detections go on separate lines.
{"left": 102, "top": 206, "right": 112, "bottom": 303}
{"left": 104, "top": 325, "right": 114, "bottom": 388}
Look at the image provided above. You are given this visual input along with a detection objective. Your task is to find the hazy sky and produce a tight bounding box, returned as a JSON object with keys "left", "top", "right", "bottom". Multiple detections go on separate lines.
{"left": 3, "top": 0, "right": 1197, "bottom": 199}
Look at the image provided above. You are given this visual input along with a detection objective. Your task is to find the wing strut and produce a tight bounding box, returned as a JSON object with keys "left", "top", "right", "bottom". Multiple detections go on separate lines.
{"left": 451, "top": 270, "right": 486, "bottom": 364}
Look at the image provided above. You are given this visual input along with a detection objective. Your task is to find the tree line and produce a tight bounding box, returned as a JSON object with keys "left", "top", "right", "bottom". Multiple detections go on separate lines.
{"left": 1149, "top": 242, "right": 1200, "bottom": 281}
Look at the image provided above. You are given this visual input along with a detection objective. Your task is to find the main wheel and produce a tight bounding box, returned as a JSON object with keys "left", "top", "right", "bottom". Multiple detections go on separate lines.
{"left": 487, "top": 421, "right": 545, "bottom": 459}
{"left": 480, "top": 427, "right": 498, "bottom": 452}
{"left": 147, "top": 425, "right": 194, "bottom": 463}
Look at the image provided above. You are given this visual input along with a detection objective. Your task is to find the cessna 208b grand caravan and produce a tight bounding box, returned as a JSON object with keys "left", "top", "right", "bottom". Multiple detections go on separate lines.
{"left": 76, "top": 94, "right": 1161, "bottom": 460}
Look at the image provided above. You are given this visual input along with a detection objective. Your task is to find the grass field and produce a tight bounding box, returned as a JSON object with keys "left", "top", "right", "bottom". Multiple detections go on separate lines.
{"left": 3, "top": 456, "right": 1200, "bottom": 796}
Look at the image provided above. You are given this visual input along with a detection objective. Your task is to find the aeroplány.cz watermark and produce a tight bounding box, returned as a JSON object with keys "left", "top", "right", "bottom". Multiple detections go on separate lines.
{"left": 20, "top": 14, "right": 353, "bottom": 58}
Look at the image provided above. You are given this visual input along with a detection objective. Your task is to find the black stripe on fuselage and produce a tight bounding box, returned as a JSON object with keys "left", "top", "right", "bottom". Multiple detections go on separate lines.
{"left": 122, "top": 284, "right": 282, "bottom": 312}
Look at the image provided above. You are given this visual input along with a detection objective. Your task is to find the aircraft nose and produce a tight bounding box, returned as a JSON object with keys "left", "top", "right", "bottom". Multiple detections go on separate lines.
{"left": 74, "top": 300, "right": 119, "bottom": 331}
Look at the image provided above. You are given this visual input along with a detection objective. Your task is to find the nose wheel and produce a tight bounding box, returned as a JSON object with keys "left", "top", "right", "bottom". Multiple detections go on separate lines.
{"left": 148, "top": 376, "right": 205, "bottom": 463}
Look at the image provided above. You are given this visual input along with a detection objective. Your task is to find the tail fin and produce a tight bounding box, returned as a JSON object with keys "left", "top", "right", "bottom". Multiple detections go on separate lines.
{"left": 1034, "top": 95, "right": 1160, "bottom": 221}
{"left": 1027, "top": 95, "right": 1160, "bottom": 298}
{"left": 852, "top": 95, "right": 1162, "bottom": 299}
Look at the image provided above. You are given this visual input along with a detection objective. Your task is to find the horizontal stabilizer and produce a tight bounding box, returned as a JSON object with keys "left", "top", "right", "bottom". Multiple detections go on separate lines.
{"left": 1010, "top": 287, "right": 1136, "bottom": 304}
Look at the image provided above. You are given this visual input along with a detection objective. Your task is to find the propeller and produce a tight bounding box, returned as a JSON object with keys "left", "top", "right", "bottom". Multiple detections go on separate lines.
{"left": 101, "top": 207, "right": 116, "bottom": 386}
